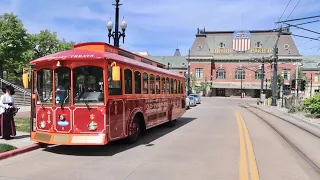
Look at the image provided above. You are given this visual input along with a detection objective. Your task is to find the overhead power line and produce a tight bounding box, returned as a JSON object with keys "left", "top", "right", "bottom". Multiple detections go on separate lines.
{"left": 276, "top": 15, "right": 320, "bottom": 24}
{"left": 284, "top": 22, "right": 320, "bottom": 35}
{"left": 291, "top": 34, "right": 320, "bottom": 41}
{"left": 293, "top": 20, "right": 320, "bottom": 26}
{"left": 286, "top": 0, "right": 300, "bottom": 20}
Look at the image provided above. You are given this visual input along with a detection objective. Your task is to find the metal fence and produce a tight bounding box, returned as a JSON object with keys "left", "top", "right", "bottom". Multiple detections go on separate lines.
{"left": 0, "top": 78, "right": 31, "bottom": 105}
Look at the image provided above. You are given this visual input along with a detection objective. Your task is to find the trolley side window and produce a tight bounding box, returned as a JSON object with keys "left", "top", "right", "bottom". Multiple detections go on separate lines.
{"left": 37, "top": 69, "right": 53, "bottom": 104}
{"left": 124, "top": 69, "right": 132, "bottom": 94}
{"left": 108, "top": 67, "right": 122, "bottom": 95}
{"left": 150, "top": 74, "right": 155, "bottom": 94}
{"left": 143, "top": 73, "right": 148, "bottom": 94}
{"left": 73, "top": 66, "right": 104, "bottom": 104}
{"left": 156, "top": 75, "right": 160, "bottom": 94}
{"left": 55, "top": 67, "right": 71, "bottom": 105}
{"left": 134, "top": 71, "right": 141, "bottom": 94}
{"left": 161, "top": 77, "right": 165, "bottom": 94}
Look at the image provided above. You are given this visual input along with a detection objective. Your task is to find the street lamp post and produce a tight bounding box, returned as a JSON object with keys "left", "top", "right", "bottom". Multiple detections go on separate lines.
{"left": 240, "top": 65, "right": 243, "bottom": 98}
{"left": 187, "top": 49, "right": 191, "bottom": 95}
{"left": 107, "top": 0, "right": 127, "bottom": 48}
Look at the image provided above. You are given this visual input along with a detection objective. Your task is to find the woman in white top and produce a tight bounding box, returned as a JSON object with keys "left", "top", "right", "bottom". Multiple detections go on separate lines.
{"left": 0, "top": 85, "right": 17, "bottom": 139}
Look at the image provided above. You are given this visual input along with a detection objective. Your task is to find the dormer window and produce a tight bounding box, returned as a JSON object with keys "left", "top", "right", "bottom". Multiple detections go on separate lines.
{"left": 219, "top": 42, "right": 225, "bottom": 48}
{"left": 256, "top": 41, "right": 262, "bottom": 48}
{"left": 284, "top": 44, "right": 289, "bottom": 50}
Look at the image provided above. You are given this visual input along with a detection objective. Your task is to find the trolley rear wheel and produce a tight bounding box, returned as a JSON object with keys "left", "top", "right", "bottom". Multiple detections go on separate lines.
{"left": 126, "top": 116, "right": 141, "bottom": 144}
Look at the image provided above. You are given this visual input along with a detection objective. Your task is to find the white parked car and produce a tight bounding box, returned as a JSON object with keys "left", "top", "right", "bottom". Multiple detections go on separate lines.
{"left": 189, "top": 94, "right": 201, "bottom": 104}
{"left": 188, "top": 96, "right": 196, "bottom": 107}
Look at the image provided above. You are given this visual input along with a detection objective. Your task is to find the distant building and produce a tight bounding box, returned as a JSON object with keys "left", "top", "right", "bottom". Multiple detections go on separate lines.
{"left": 188, "top": 28, "right": 301, "bottom": 97}
{"left": 301, "top": 56, "right": 320, "bottom": 96}
{"left": 148, "top": 28, "right": 319, "bottom": 98}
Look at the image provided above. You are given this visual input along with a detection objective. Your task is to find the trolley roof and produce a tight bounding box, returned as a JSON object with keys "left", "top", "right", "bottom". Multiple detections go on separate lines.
{"left": 29, "top": 49, "right": 185, "bottom": 78}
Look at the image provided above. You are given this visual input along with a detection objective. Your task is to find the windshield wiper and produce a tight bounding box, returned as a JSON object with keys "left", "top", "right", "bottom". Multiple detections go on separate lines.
{"left": 82, "top": 93, "right": 92, "bottom": 112}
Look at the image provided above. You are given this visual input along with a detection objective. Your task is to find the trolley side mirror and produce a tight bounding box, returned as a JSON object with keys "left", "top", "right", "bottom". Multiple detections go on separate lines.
{"left": 111, "top": 62, "right": 120, "bottom": 81}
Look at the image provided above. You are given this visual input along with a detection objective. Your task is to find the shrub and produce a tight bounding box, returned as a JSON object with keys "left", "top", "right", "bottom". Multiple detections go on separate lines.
{"left": 0, "top": 143, "right": 17, "bottom": 153}
{"left": 303, "top": 94, "right": 320, "bottom": 114}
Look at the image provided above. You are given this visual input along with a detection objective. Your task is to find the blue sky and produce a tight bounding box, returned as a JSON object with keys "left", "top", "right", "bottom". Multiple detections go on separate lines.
{"left": 1, "top": 0, "right": 320, "bottom": 56}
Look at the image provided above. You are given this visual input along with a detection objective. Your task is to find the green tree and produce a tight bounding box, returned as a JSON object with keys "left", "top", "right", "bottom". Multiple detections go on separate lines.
{"left": 190, "top": 76, "right": 197, "bottom": 92}
{"left": 199, "top": 80, "right": 211, "bottom": 96}
{"left": 0, "top": 13, "right": 30, "bottom": 79}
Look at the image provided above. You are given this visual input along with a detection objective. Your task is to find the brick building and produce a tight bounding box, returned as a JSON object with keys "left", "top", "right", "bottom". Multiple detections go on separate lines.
{"left": 301, "top": 56, "right": 320, "bottom": 97}
{"left": 189, "top": 28, "right": 303, "bottom": 97}
{"left": 147, "top": 28, "right": 320, "bottom": 98}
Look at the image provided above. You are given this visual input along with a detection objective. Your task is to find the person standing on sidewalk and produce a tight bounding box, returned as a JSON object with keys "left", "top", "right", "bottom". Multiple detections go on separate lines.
{"left": 0, "top": 85, "right": 17, "bottom": 140}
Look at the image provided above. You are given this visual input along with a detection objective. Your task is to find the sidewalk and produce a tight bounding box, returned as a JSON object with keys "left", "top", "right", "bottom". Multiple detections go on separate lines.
{"left": 251, "top": 104, "right": 320, "bottom": 128}
{"left": 1, "top": 106, "right": 39, "bottom": 160}
{"left": 0, "top": 132, "right": 33, "bottom": 149}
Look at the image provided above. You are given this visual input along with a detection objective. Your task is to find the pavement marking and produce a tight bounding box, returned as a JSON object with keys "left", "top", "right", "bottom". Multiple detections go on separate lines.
{"left": 236, "top": 111, "right": 260, "bottom": 180}
{"left": 236, "top": 112, "right": 249, "bottom": 180}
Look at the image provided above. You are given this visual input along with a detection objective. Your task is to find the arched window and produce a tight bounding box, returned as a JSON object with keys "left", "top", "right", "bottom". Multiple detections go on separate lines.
{"left": 216, "top": 69, "right": 226, "bottom": 79}
{"left": 134, "top": 71, "right": 141, "bottom": 94}
{"left": 150, "top": 74, "right": 155, "bottom": 94}
{"left": 55, "top": 67, "right": 71, "bottom": 104}
{"left": 156, "top": 75, "right": 160, "bottom": 94}
{"left": 124, "top": 69, "right": 132, "bottom": 94}
{"left": 235, "top": 69, "right": 245, "bottom": 80}
{"left": 143, "top": 73, "right": 148, "bottom": 94}
{"left": 161, "top": 77, "right": 165, "bottom": 94}
{"left": 255, "top": 69, "right": 263, "bottom": 80}
{"left": 37, "top": 69, "right": 53, "bottom": 104}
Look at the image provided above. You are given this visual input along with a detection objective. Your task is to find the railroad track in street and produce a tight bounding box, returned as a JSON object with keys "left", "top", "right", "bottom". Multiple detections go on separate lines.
{"left": 240, "top": 104, "right": 320, "bottom": 176}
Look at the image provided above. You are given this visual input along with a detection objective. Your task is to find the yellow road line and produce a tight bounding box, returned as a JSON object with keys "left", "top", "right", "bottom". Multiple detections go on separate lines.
{"left": 236, "top": 111, "right": 260, "bottom": 180}
{"left": 236, "top": 112, "right": 249, "bottom": 180}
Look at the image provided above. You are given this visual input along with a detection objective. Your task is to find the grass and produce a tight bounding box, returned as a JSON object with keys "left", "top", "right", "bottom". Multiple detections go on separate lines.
{"left": 0, "top": 143, "right": 17, "bottom": 153}
{"left": 15, "top": 117, "right": 30, "bottom": 132}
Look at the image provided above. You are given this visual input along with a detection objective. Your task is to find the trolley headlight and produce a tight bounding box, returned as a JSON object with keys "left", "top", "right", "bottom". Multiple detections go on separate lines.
{"left": 88, "top": 121, "right": 98, "bottom": 131}
{"left": 40, "top": 120, "right": 46, "bottom": 129}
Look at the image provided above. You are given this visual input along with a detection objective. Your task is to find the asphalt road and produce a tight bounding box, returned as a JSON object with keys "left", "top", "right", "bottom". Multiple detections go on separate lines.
{"left": 0, "top": 97, "right": 319, "bottom": 180}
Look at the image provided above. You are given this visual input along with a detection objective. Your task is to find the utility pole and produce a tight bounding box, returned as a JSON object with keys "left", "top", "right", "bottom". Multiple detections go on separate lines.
{"left": 295, "top": 60, "right": 299, "bottom": 98}
{"left": 265, "top": 79, "right": 268, "bottom": 95}
{"left": 240, "top": 68, "right": 243, "bottom": 98}
{"left": 271, "top": 28, "right": 282, "bottom": 106}
{"left": 187, "top": 49, "right": 191, "bottom": 95}
{"left": 310, "top": 73, "right": 313, "bottom": 97}
{"left": 260, "top": 57, "right": 265, "bottom": 95}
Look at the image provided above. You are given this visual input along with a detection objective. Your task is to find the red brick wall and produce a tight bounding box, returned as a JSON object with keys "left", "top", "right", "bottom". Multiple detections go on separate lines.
{"left": 190, "top": 62, "right": 297, "bottom": 83}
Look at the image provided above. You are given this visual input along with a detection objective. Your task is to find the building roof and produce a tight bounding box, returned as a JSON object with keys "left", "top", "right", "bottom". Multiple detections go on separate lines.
{"left": 147, "top": 56, "right": 187, "bottom": 69}
{"left": 190, "top": 28, "right": 300, "bottom": 58}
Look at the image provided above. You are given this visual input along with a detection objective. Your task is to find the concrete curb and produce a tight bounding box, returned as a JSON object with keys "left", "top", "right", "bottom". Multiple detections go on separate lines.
{"left": 0, "top": 143, "right": 40, "bottom": 161}
{"left": 249, "top": 104, "right": 320, "bottom": 138}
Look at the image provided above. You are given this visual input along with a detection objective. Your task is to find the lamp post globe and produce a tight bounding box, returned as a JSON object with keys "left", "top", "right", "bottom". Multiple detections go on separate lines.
{"left": 120, "top": 17, "right": 127, "bottom": 31}
{"left": 107, "top": 19, "right": 113, "bottom": 31}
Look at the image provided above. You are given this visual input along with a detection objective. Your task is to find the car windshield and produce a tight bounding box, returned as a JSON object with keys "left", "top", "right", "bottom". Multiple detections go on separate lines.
{"left": 190, "top": 94, "right": 199, "bottom": 98}
{"left": 188, "top": 96, "right": 194, "bottom": 100}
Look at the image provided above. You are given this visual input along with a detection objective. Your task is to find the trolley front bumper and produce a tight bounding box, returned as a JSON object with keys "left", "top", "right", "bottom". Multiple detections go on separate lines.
{"left": 31, "top": 132, "right": 107, "bottom": 145}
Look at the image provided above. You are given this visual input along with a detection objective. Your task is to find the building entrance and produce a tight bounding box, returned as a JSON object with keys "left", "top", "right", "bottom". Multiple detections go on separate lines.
{"left": 216, "top": 88, "right": 225, "bottom": 96}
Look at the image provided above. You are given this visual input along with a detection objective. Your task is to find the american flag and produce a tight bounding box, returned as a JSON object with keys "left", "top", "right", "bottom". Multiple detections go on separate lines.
{"left": 232, "top": 31, "right": 251, "bottom": 52}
